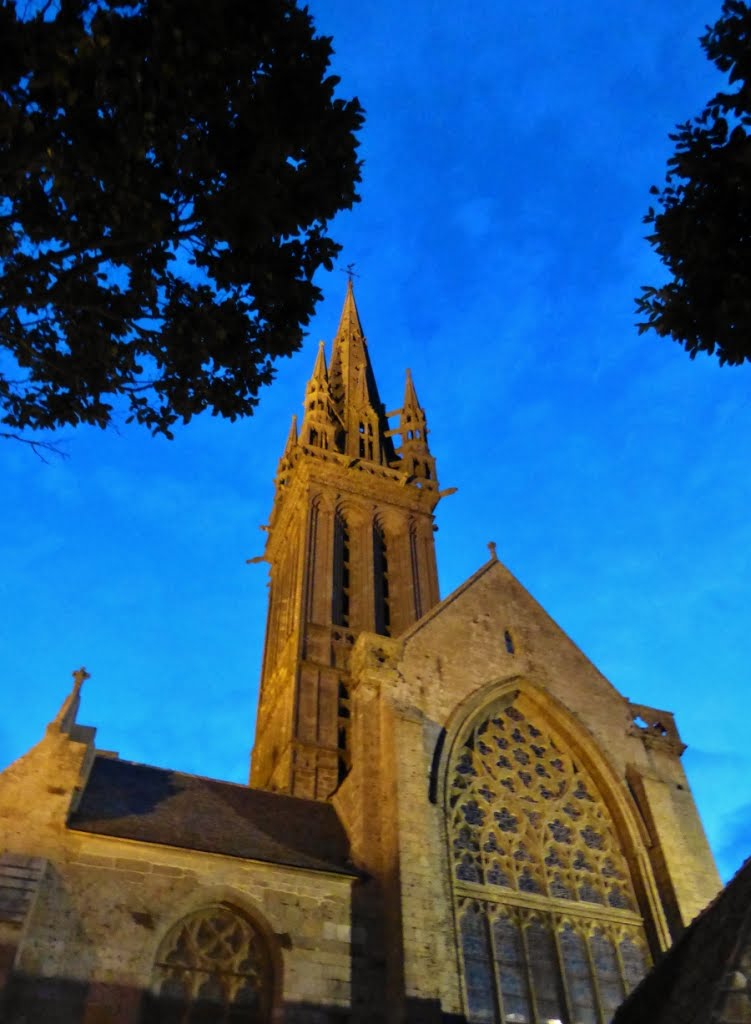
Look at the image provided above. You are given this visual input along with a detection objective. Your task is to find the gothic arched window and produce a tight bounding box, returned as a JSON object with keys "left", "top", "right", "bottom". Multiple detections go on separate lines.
{"left": 143, "top": 904, "right": 273, "bottom": 1023}
{"left": 409, "top": 521, "right": 423, "bottom": 621}
{"left": 373, "top": 520, "right": 391, "bottom": 636}
{"left": 447, "top": 695, "right": 651, "bottom": 1024}
{"left": 332, "top": 510, "right": 351, "bottom": 627}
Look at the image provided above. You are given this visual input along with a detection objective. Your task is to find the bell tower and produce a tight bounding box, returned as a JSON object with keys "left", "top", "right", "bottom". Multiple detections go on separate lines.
{"left": 250, "top": 282, "right": 442, "bottom": 799}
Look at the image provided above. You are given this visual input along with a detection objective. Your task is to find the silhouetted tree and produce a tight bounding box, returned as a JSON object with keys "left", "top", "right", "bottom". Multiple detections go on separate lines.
{"left": 0, "top": 0, "right": 362, "bottom": 438}
{"left": 636, "top": 1, "right": 751, "bottom": 365}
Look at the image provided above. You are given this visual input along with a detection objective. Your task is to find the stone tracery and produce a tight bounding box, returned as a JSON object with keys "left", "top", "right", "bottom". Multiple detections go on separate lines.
{"left": 447, "top": 696, "right": 651, "bottom": 1024}
{"left": 145, "top": 904, "right": 272, "bottom": 1023}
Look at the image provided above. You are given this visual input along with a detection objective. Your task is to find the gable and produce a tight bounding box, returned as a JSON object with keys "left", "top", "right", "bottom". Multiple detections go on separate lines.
{"left": 396, "top": 557, "right": 629, "bottom": 749}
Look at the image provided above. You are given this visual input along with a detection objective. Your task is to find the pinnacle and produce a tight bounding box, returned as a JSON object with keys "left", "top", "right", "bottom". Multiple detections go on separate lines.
{"left": 399, "top": 368, "right": 427, "bottom": 436}
{"left": 310, "top": 339, "right": 328, "bottom": 385}
{"left": 403, "top": 367, "right": 421, "bottom": 410}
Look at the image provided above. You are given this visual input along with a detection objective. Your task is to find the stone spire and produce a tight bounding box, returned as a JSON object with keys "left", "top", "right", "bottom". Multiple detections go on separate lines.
{"left": 328, "top": 280, "right": 396, "bottom": 465}
{"left": 394, "top": 368, "right": 437, "bottom": 487}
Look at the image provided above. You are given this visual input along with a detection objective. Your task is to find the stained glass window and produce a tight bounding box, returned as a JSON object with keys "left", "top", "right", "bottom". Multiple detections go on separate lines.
{"left": 493, "top": 914, "right": 531, "bottom": 1023}
{"left": 460, "top": 903, "right": 497, "bottom": 1023}
{"left": 560, "top": 924, "right": 597, "bottom": 1024}
{"left": 448, "top": 697, "right": 651, "bottom": 1023}
{"left": 526, "top": 920, "right": 565, "bottom": 1023}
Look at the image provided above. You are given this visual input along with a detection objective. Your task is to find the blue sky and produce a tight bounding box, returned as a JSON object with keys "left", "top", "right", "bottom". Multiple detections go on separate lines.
{"left": 2, "top": 0, "right": 750, "bottom": 884}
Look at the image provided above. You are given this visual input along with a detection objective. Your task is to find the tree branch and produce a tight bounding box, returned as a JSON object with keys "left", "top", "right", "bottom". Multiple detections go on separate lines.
{"left": 0, "top": 431, "right": 70, "bottom": 462}
{"left": 2, "top": 227, "right": 198, "bottom": 282}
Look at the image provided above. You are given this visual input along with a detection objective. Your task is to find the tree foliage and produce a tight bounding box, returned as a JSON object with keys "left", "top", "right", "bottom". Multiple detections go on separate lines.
{"left": 0, "top": 0, "right": 362, "bottom": 437}
{"left": 636, "top": 0, "right": 751, "bottom": 365}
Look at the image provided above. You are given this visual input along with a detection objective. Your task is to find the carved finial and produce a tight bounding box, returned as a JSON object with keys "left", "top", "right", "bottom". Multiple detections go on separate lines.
{"left": 72, "top": 666, "right": 90, "bottom": 690}
{"left": 488, "top": 541, "right": 497, "bottom": 561}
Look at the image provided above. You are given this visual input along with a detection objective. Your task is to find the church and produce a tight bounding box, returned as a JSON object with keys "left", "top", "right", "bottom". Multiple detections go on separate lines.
{"left": 0, "top": 283, "right": 730, "bottom": 1022}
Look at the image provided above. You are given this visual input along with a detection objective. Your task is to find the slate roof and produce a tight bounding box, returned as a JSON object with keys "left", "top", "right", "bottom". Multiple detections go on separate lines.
{"left": 69, "top": 755, "right": 356, "bottom": 877}
{"left": 612, "top": 855, "right": 751, "bottom": 1024}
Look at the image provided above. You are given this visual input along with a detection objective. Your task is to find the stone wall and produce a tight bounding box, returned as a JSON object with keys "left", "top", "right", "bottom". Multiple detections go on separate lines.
{"left": 0, "top": 702, "right": 354, "bottom": 1024}
{"left": 336, "top": 557, "right": 721, "bottom": 1021}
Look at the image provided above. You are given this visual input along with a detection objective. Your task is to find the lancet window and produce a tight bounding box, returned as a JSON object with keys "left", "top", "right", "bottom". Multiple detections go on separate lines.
{"left": 337, "top": 679, "right": 351, "bottom": 783}
{"left": 409, "top": 522, "right": 423, "bottom": 621}
{"left": 143, "top": 904, "right": 273, "bottom": 1023}
{"left": 447, "top": 696, "right": 651, "bottom": 1023}
{"left": 373, "top": 521, "right": 391, "bottom": 636}
{"left": 332, "top": 511, "right": 351, "bottom": 628}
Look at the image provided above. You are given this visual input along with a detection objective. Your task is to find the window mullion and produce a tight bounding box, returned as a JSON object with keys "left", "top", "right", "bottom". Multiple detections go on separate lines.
{"left": 486, "top": 906, "right": 507, "bottom": 1023}
{"left": 614, "top": 929, "right": 631, "bottom": 998}
{"left": 552, "top": 917, "right": 575, "bottom": 1024}
{"left": 584, "top": 928, "right": 607, "bottom": 1024}
{"left": 519, "top": 911, "right": 540, "bottom": 1024}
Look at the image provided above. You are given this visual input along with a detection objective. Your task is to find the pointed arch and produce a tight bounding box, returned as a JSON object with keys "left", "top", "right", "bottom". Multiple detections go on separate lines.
{"left": 141, "top": 899, "right": 279, "bottom": 1023}
{"left": 436, "top": 677, "right": 659, "bottom": 877}
{"left": 437, "top": 677, "right": 665, "bottom": 1024}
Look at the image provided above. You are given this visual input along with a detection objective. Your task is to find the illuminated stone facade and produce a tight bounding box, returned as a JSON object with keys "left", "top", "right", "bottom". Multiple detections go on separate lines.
{"left": 0, "top": 285, "right": 723, "bottom": 1022}
{"left": 251, "top": 283, "right": 440, "bottom": 801}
